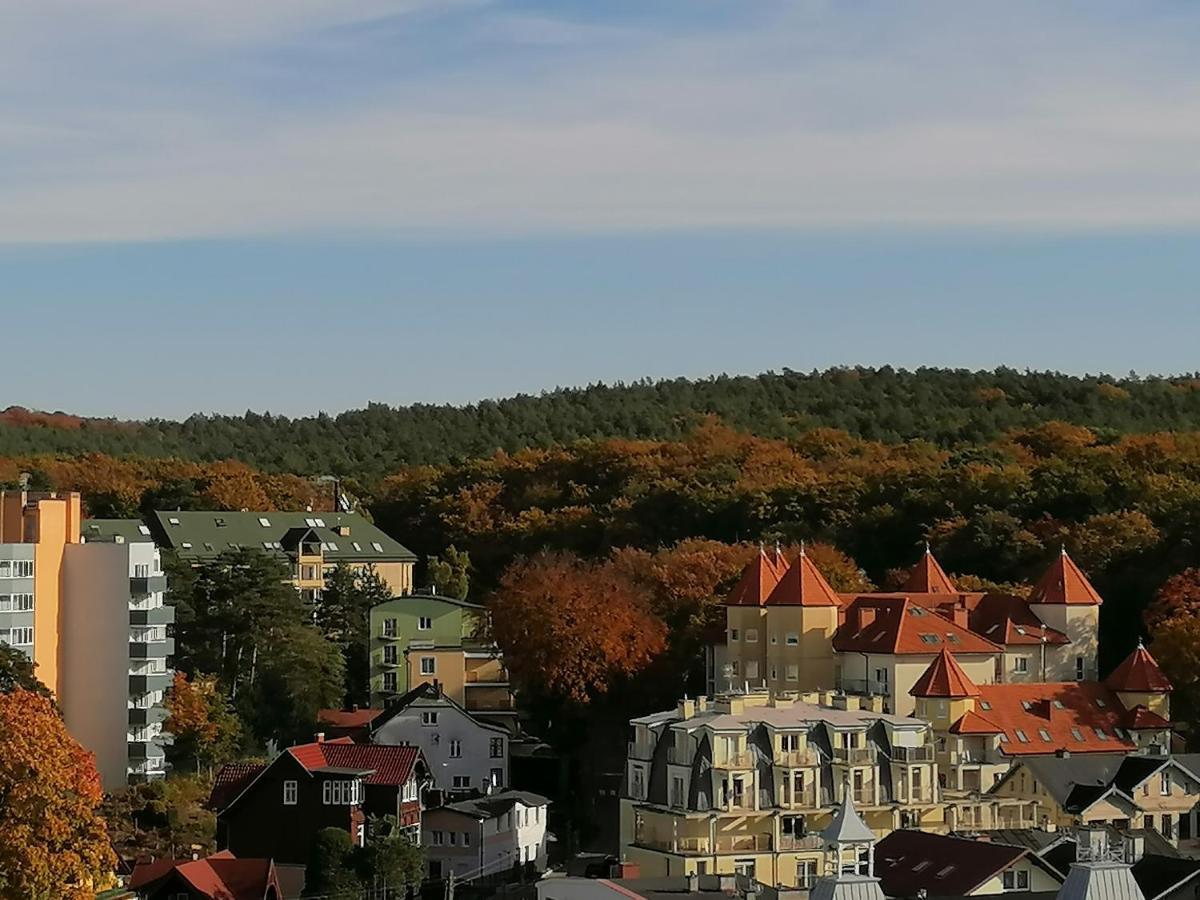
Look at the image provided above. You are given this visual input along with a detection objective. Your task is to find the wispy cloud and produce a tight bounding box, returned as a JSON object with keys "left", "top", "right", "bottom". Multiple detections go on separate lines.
{"left": 3, "top": 1, "right": 1200, "bottom": 242}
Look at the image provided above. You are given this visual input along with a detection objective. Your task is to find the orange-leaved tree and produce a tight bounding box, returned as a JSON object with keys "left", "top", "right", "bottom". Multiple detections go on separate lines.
{"left": 487, "top": 551, "right": 667, "bottom": 703}
{"left": 0, "top": 689, "right": 115, "bottom": 900}
{"left": 164, "top": 672, "right": 242, "bottom": 774}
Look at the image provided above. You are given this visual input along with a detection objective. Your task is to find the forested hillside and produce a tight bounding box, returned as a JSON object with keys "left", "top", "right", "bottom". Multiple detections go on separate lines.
{"left": 7, "top": 367, "right": 1200, "bottom": 474}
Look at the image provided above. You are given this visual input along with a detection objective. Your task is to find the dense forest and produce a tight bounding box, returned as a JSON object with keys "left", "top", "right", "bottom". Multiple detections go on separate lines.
{"left": 8, "top": 367, "right": 1200, "bottom": 474}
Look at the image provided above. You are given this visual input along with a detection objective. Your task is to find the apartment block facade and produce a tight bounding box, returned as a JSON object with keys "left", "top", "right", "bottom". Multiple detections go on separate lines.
{"left": 369, "top": 591, "right": 517, "bottom": 732}
{"left": 0, "top": 494, "right": 173, "bottom": 789}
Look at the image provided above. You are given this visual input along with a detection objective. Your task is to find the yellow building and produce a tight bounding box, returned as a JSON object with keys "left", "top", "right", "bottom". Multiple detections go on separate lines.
{"left": 620, "top": 688, "right": 957, "bottom": 887}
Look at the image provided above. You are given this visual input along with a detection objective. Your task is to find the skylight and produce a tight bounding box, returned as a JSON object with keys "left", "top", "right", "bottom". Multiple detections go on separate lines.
{"left": 181, "top": 541, "right": 192, "bottom": 549}
{"left": 1071, "top": 728, "right": 1083, "bottom": 741}
{"left": 1095, "top": 698, "right": 1107, "bottom": 709}
{"left": 259, "top": 517, "right": 271, "bottom": 527}
{"left": 998, "top": 733, "right": 1008, "bottom": 743}
{"left": 1015, "top": 730, "right": 1029, "bottom": 743}
{"left": 315, "top": 518, "right": 326, "bottom": 527}
{"left": 1053, "top": 700, "right": 1065, "bottom": 709}
{"left": 203, "top": 542, "right": 215, "bottom": 551}
{"left": 1038, "top": 729, "right": 1052, "bottom": 741}
{"left": 1015, "top": 626, "right": 1026, "bottom": 635}
{"left": 372, "top": 542, "right": 384, "bottom": 552}
{"left": 936, "top": 866, "right": 955, "bottom": 878}
{"left": 987, "top": 625, "right": 1000, "bottom": 634}
{"left": 979, "top": 701, "right": 991, "bottom": 710}
{"left": 352, "top": 542, "right": 362, "bottom": 552}
{"left": 946, "top": 634, "right": 960, "bottom": 644}
{"left": 328, "top": 542, "right": 339, "bottom": 551}
{"left": 919, "top": 634, "right": 939, "bottom": 644}
{"left": 138, "top": 524, "right": 151, "bottom": 535}
{"left": 1021, "top": 701, "right": 1033, "bottom": 711}
{"left": 168, "top": 517, "right": 180, "bottom": 526}
{"left": 214, "top": 517, "right": 226, "bottom": 527}
{"left": 1095, "top": 728, "right": 1109, "bottom": 741}
{"left": 263, "top": 542, "right": 274, "bottom": 549}
{"left": 909, "top": 607, "right": 925, "bottom": 616}
{"left": 912, "top": 861, "right": 931, "bottom": 872}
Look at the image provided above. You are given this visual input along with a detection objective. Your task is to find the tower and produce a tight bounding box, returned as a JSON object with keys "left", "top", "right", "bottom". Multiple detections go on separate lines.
{"left": 810, "top": 788, "right": 886, "bottom": 900}
{"left": 763, "top": 545, "right": 840, "bottom": 692}
{"left": 1028, "top": 548, "right": 1102, "bottom": 681}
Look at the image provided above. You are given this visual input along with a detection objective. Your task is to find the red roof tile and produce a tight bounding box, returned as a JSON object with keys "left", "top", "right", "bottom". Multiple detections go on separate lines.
{"left": 726, "top": 549, "right": 786, "bottom": 607}
{"left": 970, "top": 594, "right": 1070, "bottom": 646}
{"left": 1105, "top": 642, "right": 1173, "bottom": 693}
{"left": 911, "top": 649, "right": 981, "bottom": 698}
{"left": 131, "top": 850, "right": 281, "bottom": 900}
{"left": 833, "top": 597, "right": 1003, "bottom": 655}
{"left": 208, "top": 763, "right": 266, "bottom": 810}
{"left": 903, "top": 549, "right": 957, "bottom": 594}
{"left": 1029, "top": 550, "right": 1103, "bottom": 606}
{"left": 957, "top": 682, "right": 1137, "bottom": 755}
{"left": 948, "top": 709, "right": 1004, "bottom": 734}
{"left": 765, "top": 549, "right": 840, "bottom": 607}
{"left": 1124, "top": 705, "right": 1171, "bottom": 730}
{"left": 290, "top": 738, "right": 422, "bottom": 786}
{"left": 318, "top": 708, "right": 385, "bottom": 729}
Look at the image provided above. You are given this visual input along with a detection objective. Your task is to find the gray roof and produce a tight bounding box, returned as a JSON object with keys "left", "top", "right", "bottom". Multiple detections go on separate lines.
{"left": 823, "top": 792, "right": 876, "bottom": 844}
{"left": 810, "top": 875, "right": 888, "bottom": 900}
{"left": 1058, "top": 862, "right": 1146, "bottom": 900}
{"left": 439, "top": 790, "right": 550, "bottom": 820}
{"left": 1002, "top": 755, "right": 1184, "bottom": 812}
{"left": 147, "top": 510, "right": 416, "bottom": 563}
{"left": 82, "top": 518, "right": 154, "bottom": 544}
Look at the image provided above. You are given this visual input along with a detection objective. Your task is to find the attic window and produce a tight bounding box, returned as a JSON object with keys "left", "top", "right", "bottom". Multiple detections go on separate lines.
{"left": 1095, "top": 728, "right": 1110, "bottom": 741}
{"left": 1053, "top": 700, "right": 1065, "bottom": 709}
{"left": 181, "top": 542, "right": 193, "bottom": 549}
{"left": 315, "top": 518, "right": 326, "bottom": 527}
{"left": 919, "top": 634, "right": 939, "bottom": 644}
{"left": 214, "top": 517, "right": 226, "bottom": 527}
{"left": 1021, "top": 701, "right": 1033, "bottom": 711}
{"left": 1070, "top": 727, "right": 1083, "bottom": 741}
{"left": 259, "top": 517, "right": 271, "bottom": 527}
{"left": 327, "top": 542, "right": 339, "bottom": 551}
{"left": 138, "top": 525, "right": 151, "bottom": 536}
{"left": 979, "top": 701, "right": 992, "bottom": 710}
{"left": 946, "top": 634, "right": 960, "bottom": 644}
{"left": 372, "top": 542, "right": 384, "bottom": 552}
{"left": 203, "top": 542, "right": 215, "bottom": 552}
{"left": 1095, "top": 698, "right": 1107, "bottom": 709}
{"left": 168, "top": 517, "right": 180, "bottom": 526}
{"left": 912, "top": 861, "right": 931, "bottom": 872}
{"left": 352, "top": 542, "right": 362, "bottom": 552}
{"left": 998, "top": 733, "right": 1008, "bottom": 743}
{"left": 1038, "top": 729, "right": 1052, "bottom": 741}
{"left": 1015, "top": 730, "right": 1029, "bottom": 743}
{"left": 936, "top": 866, "right": 956, "bottom": 878}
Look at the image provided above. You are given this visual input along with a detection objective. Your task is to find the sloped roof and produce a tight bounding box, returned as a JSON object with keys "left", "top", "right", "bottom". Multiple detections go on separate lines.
{"left": 971, "top": 594, "right": 1071, "bottom": 646}
{"left": 875, "top": 830, "right": 1032, "bottom": 897}
{"left": 1125, "top": 706, "right": 1172, "bottom": 730}
{"left": 1006, "top": 755, "right": 1174, "bottom": 812}
{"left": 293, "top": 738, "right": 422, "bottom": 785}
{"left": 911, "top": 650, "right": 981, "bottom": 698}
{"left": 949, "top": 709, "right": 1004, "bottom": 735}
{"left": 1106, "top": 643, "right": 1173, "bottom": 694}
{"left": 765, "top": 550, "right": 840, "bottom": 607}
{"left": 726, "top": 549, "right": 786, "bottom": 607}
{"left": 148, "top": 509, "right": 417, "bottom": 563}
{"left": 318, "top": 707, "right": 385, "bottom": 730}
{"left": 833, "top": 597, "right": 1003, "bottom": 655}
{"left": 81, "top": 518, "right": 154, "bottom": 544}
{"left": 130, "top": 851, "right": 280, "bottom": 900}
{"left": 903, "top": 549, "right": 957, "bottom": 594}
{"left": 438, "top": 790, "right": 551, "bottom": 820}
{"left": 823, "top": 791, "right": 876, "bottom": 844}
{"left": 208, "top": 763, "right": 266, "bottom": 810}
{"left": 961, "top": 683, "right": 1139, "bottom": 756}
{"left": 1029, "top": 550, "right": 1103, "bottom": 606}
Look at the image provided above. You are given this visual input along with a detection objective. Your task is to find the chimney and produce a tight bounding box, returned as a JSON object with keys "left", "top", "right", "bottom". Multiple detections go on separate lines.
{"left": 696, "top": 696, "right": 708, "bottom": 712}
{"left": 334, "top": 525, "right": 351, "bottom": 536}
{"left": 678, "top": 697, "right": 696, "bottom": 720}
{"left": 952, "top": 607, "right": 969, "bottom": 629}
{"left": 351, "top": 703, "right": 359, "bottom": 713}
{"left": 315, "top": 732, "right": 325, "bottom": 743}
{"left": 856, "top": 606, "right": 877, "bottom": 630}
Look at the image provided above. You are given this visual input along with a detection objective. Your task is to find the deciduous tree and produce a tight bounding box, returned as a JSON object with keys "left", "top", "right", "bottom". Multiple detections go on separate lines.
{"left": 163, "top": 672, "right": 241, "bottom": 773}
{"left": 0, "top": 690, "right": 115, "bottom": 900}
{"left": 0, "top": 645, "right": 52, "bottom": 699}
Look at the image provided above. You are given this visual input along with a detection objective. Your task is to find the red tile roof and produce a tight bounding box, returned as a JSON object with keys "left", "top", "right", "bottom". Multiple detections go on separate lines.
{"left": 833, "top": 597, "right": 1003, "bottom": 655}
{"left": 764, "top": 549, "right": 840, "bottom": 607}
{"left": 208, "top": 763, "right": 266, "bottom": 810}
{"left": 318, "top": 707, "right": 385, "bottom": 729}
{"left": 903, "top": 550, "right": 957, "bottom": 594}
{"left": 954, "top": 682, "right": 1138, "bottom": 755}
{"left": 911, "top": 649, "right": 981, "bottom": 698}
{"left": 969, "top": 594, "right": 1070, "bottom": 646}
{"left": 290, "top": 738, "right": 422, "bottom": 786}
{"left": 131, "top": 851, "right": 281, "bottom": 900}
{"left": 1105, "top": 642, "right": 1173, "bottom": 693}
{"left": 1029, "top": 550, "right": 1103, "bottom": 606}
{"left": 1125, "top": 705, "right": 1171, "bottom": 730}
{"left": 726, "top": 549, "right": 786, "bottom": 607}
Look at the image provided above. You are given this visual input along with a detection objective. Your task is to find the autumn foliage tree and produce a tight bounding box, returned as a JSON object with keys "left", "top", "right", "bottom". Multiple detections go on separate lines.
{"left": 164, "top": 672, "right": 242, "bottom": 773}
{"left": 0, "top": 690, "right": 115, "bottom": 900}
{"left": 487, "top": 552, "right": 667, "bottom": 703}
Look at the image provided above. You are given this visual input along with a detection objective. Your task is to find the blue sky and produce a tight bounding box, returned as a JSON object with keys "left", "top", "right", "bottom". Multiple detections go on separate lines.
{"left": 3, "top": 2, "right": 1200, "bottom": 417}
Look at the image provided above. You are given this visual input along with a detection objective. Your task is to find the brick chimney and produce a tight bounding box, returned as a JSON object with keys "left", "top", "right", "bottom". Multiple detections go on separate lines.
{"left": 315, "top": 732, "right": 325, "bottom": 743}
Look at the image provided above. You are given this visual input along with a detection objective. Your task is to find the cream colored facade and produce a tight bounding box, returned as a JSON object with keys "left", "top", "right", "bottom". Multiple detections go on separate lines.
{"left": 839, "top": 653, "right": 998, "bottom": 718}
{"left": 620, "top": 689, "right": 1011, "bottom": 886}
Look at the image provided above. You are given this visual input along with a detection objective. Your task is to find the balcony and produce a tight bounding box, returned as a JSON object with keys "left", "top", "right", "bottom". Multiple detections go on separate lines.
{"left": 465, "top": 669, "right": 509, "bottom": 686}
{"left": 637, "top": 836, "right": 712, "bottom": 855}
{"left": 380, "top": 655, "right": 400, "bottom": 668}
{"left": 129, "top": 575, "right": 167, "bottom": 597}
{"left": 713, "top": 750, "right": 755, "bottom": 770}
{"left": 716, "top": 834, "right": 773, "bottom": 853}
{"left": 465, "top": 690, "right": 515, "bottom": 712}
{"left": 128, "top": 705, "right": 169, "bottom": 727}
{"left": 840, "top": 678, "right": 889, "bottom": 697}
{"left": 780, "top": 788, "right": 819, "bottom": 810}
{"left": 892, "top": 745, "right": 935, "bottom": 763}
{"left": 777, "top": 748, "right": 820, "bottom": 768}
{"left": 129, "top": 605, "right": 175, "bottom": 626}
{"left": 128, "top": 737, "right": 169, "bottom": 759}
{"left": 129, "top": 672, "right": 173, "bottom": 693}
{"left": 851, "top": 788, "right": 877, "bottom": 806}
{"left": 779, "top": 833, "right": 826, "bottom": 851}
{"left": 833, "top": 746, "right": 876, "bottom": 765}
{"left": 129, "top": 638, "right": 175, "bottom": 659}
{"left": 948, "top": 750, "right": 990, "bottom": 765}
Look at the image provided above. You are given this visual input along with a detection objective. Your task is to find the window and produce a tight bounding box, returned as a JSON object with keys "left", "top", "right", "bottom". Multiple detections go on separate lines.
{"left": 1070, "top": 727, "right": 1084, "bottom": 741}
{"left": 449, "top": 831, "right": 458, "bottom": 846}
{"left": 421, "top": 711, "right": 439, "bottom": 726}
{"left": 730, "top": 660, "right": 739, "bottom": 676}
{"left": 383, "top": 672, "right": 397, "bottom": 692}
{"left": 431, "top": 830, "right": 444, "bottom": 846}
{"left": 420, "top": 657, "right": 436, "bottom": 675}
{"left": 352, "top": 541, "right": 363, "bottom": 552}
{"left": 322, "top": 780, "right": 363, "bottom": 805}
{"left": 734, "top": 860, "right": 756, "bottom": 879}
{"left": 168, "top": 516, "right": 180, "bottom": 525}
{"left": 491, "top": 767, "right": 504, "bottom": 787}
{"left": 382, "top": 618, "right": 397, "bottom": 638}
{"left": 1095, "top": 727, "right": 1110, "bottom": 741}
{"left": 449, "top": 739, "right": 462, "bottom": 758}
{"left": 11, "top": 561, "right": 33, "bottom": 578}
{"left": 1013, "top": 657, "right": 1029, "bottom": 673}
{"left": 1162, "top": 772, "right": 1171, "bottom": 795}
{"left": 771, "top": 633, "right": 778, "bottom": 644}
{"left": 181, "top": 542, "right": 193, "bottom": 549}
{"left": 6, "top": 628, "right": 33, "bottom": 646}
{"left": 797, "top": 860, "right": 819, "bottom": 889}
{"left": 746, "top": 661, "right": 759, "bottom": 679}
{"left": 1038, "top": 729, "right": 1052, "bottom": 741}
{"left": 372, "top": 542, "right": 384, "bottom": 552}
{"left": 1095, "top": 698, "right": 1107, "bottom": 709}
{"left": 383, "top": 645, "right": 398, "bottom": 665}
{"left": 1003, "top": 870, "right": 1030, "bottom": 890}
{"left": 919, "top": 633, "right": 939, "bottom": 644}
{"left": 631, "top": 766, "right": 646, "bottom": 800}
{"left": 463, "top": 832, "right": 471, "bottom": 847}
{"left": 913, "top": 861, "right": 931, "bottom": 872}
{"left": 786, "top": 632, "right": 799, "bottom": 646}
{"left": 1015, "top": 730, "right": 1030, "bottom": 743}
{"left": 745, "top": 628, "right": 758, "bottom": 643}
{"left": 786, "top": 664, "right": 799, "bottom": 682}
{"left": 283, "top": 780, "right": 298, "bottom": 805}
{"left": 671, "top": 775, "right": 685, "bottom": 807}
{"left": 418, "top": 616, "right": 433, "bottom": 631}
{"left": 1076, "top": 656, "right": 1086, "bottom": 680}
{"left": 327, "top": 542, "right": 339, "bottom": 551}
{"left": 936, "top": 865, "right": 956, "bottom": 878}
{"left": 730, "top": 628, "right": 740, "bottom": 641}
{"left": 770, "top": 665, "right": 777, "bottom": 680}
{"left": 979, "top": 701, "right": 992, "bottom": 710}
{"left": 258, "top": 517, "right": 271, "bottom": 527}
{"left": 490, "top": 737, "right": 504, "bottom": 758}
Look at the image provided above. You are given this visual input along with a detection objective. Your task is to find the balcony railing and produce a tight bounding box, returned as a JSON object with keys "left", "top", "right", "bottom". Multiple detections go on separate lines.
{"left": 636, "top": 836, "right": 711, "bottom": 854}
{"left": 833, "top": 747, "right": 875, "bottom": 765}
{"left": 713, "top": 750, "right": 755, "bottom": 769}
{"left": 780, "top": 788, "right": 819, "bottom": 810}
{"left": 716, "top": 834, "right": 772, "bottom": 853}
{"left": 776, "top": 748, "right": 820, "bottom": 768}
{"left": 849, "top": 787, "right": 876, "bottom": 806}
{"left": 779, "top": 833, "right": 826, "bottom": 851}
{"left": 465, "top": 670, "right": 509, "bottom": 685}
{"left": 840, "top": 678, "right": 889, "bottom": 697}
{"left": 948, "top": 750, "right": 990, "bottom": 765}
{"left": 892, "top": 745, "right": 935, "bottom": 763}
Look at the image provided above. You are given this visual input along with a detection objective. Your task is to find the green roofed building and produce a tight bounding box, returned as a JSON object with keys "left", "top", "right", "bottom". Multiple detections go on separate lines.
{"left": 146, "top": 509, "right": 417, "bottom": 600}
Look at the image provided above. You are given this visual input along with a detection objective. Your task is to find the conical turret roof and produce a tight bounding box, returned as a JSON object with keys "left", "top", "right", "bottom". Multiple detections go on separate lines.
{"left": 903, "top": 546, "right": 957, "bottom": 594}
{"left": 726, "top": 547, "right": 786, "bottom": 607}
{"left": 765, "top": 546, "right": 840, "bottom": 607}
{"left": 1105, "top": 640, "right": 1172, "bottom": 693}
{"left": 1029, "top": 549, "right": 1103, "bottom": 606}
{"left": 910, "top": 649, "right": 980, "bottom": 698}
{"left": 823, "top": 789, "right": 876, "bottom": 845}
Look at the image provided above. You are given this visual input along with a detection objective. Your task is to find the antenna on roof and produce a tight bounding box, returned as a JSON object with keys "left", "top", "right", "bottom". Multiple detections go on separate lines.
{"left": 1061, "top": 543, "right": 1068, "bottom": 557}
